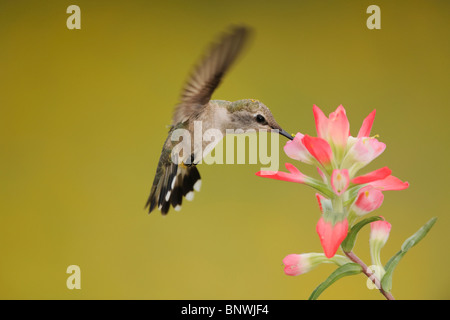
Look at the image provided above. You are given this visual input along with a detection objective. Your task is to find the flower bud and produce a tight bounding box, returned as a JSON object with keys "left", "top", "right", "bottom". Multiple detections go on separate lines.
{"left": 369, "top": 219, "right": 392, "bottom": 279}
{"left": 370, "top": 219, "right": 391, "bottom": 246}
{"left": 282, "top": 253, "right": 349, "bottom": 276}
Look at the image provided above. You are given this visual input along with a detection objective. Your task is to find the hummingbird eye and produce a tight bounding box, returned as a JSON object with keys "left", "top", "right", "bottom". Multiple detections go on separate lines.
{"left": 255, "top": 114, "right": 266, "bottom": 124}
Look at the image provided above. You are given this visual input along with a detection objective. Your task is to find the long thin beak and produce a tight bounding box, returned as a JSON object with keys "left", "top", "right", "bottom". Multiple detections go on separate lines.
{"left": 278, "top": 128, "right": 294, "bottom": 140}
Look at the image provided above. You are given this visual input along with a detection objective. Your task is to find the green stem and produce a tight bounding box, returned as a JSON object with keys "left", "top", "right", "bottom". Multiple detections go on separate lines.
{"left": 306, "top": 179, "right": 336, "bottom": 199}
{"left": 332, "top": 196, "right": 344, "bottom": 214}
{"left": 347, "top": 210, "right": 357, "bottom": 226}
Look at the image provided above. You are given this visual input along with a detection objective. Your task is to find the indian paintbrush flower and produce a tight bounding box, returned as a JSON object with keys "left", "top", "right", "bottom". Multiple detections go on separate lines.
{"left": 256, "top": 104, "right": 436, "bottom": 300}
{"left": 367, "top": 219, "right": 392, "bottom": 286}
{"left": 350, "top": 185, "right": 384, "bottom": 217}
{"left": 256, "top": 105, "right": 409, "bottom": 258}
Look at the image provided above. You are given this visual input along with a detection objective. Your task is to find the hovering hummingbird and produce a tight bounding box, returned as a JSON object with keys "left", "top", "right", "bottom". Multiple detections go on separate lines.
{"left": 146, "top": 26, "right": 293, "bottom": 215}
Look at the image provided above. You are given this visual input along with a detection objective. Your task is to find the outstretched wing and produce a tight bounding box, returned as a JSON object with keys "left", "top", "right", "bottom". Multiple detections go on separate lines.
{"left": 172, "top": 26, "right": 251, "bottom": 124}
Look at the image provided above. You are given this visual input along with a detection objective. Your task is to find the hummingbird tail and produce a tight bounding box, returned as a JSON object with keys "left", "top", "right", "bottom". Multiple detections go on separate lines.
{"left": 146, "top": 162, "right": 201, "bottom": 215}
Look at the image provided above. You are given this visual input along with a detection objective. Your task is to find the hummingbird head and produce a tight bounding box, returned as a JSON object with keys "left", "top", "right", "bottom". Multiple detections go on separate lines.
{"left": 227, "top": 99, "right": 293, "bottom": 140}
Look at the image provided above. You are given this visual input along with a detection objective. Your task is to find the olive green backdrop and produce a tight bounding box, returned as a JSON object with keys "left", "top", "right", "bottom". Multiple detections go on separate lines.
{"left": 1, "top": 0, "right": 449, "bottom": 299}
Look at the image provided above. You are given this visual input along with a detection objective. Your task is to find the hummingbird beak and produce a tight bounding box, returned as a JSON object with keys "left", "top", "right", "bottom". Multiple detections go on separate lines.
{"left": 278, "top": 128, "right": 294, "bottom": 140}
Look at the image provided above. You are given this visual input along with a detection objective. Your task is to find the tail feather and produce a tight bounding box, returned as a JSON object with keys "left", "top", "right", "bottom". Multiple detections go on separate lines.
{"left": 170, "top": 176, "right": 183, "bottom": 209}
{"left": 146, "top": 161, "right": 201, "bottom": 215}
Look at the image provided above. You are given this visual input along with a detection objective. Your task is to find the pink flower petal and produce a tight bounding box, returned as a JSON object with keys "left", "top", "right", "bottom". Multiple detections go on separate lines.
{"left": 331, "top": 169, "right": 350, "bottom": 195}
{"left": 328, "top": 105, "right": 350, "bottom": 149}
{"left": 348, "top": 137, "right": 386, "bottom": 164}
{"left": 283, "top": 133, "right": 314, "bottom": 164}
{"left": 352, "top": 186, "right": 384, "bottom": 216}
{"left": 285, "top": 163, "right": 301, "bottom": 175}
{"left": 313, "top": 105, "right": 329, "bottom": 139}
{"left": 367, "top": 175, "right": 410, "bottom": 191}
{"left": 315, "top": 193, "right": 332, "bottom": 214}
{"left": 316, "top": 194, "right": 324, "bottom": 213}
{"left": 370, "top": 219, "right": 392, "bottom": 243}
{"left": 358, "top": 109, "right": 376, "bottom": 138}
{"left": 316, "top": 217, "right": 348, "bottom": 258}
{"left": 283, "top": 254, "right": 304, "bottom": 276}
{"left": 302, "top": 135, "right": 333, "bottom": 168}
{"left": 316, "top": 194, "right": 333, "bottom": 214}
{"left": 255, "top": 163, "right": 306, "bottom": 184}
{"left": 351, "top": 167, "right": 392, "bottom": 184}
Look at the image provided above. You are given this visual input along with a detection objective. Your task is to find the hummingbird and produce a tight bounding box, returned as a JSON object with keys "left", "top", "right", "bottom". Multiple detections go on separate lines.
{"left": 146, "top": 26, "right": 293, "bottom": 215}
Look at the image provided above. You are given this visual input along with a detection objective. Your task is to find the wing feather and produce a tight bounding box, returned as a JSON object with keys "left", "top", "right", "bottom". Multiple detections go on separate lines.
{"left": 172, "top": 26, "right": 251, "bottom": 124}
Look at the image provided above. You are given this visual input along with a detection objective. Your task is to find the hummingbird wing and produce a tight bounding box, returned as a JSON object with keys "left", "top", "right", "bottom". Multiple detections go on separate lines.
{"left": 146, "top": 151, "right": 201, "bottom": 215}
{"left": 172, "top": 26, "right": 251, "bottom": 124}
{"left": 146, "top": 125, "right": 202, "bottom": 215}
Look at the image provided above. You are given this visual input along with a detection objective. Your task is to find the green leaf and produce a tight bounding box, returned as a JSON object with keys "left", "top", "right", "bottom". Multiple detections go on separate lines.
{"left": 381, "top": 217, "right": 437, "bottom": 292}
{"left": 341, "top": 216, "right": 384, "bottom": 252}
{"left": 308, "top": 263, "right": 362, "bottom": 300}
{"left": 380, "top": 250, "right": 405, "bottom": 292}
{"left": 401, "top": 217, "right": 437, "bottom": 252}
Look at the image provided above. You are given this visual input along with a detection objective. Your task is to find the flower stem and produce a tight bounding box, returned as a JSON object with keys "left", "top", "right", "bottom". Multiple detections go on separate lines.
{"left": 332, "top": 196, "right": 344, "bottom": 213}
{"left": 344, "top": 251, "right": 395, "bottom": 300}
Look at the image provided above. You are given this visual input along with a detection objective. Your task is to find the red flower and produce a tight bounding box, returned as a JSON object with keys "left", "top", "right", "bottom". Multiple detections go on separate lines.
{"left": 351, "top": 167, "right": 392, "bottom": 184}
{"left": 255, "top": 163, "right": 306, "bottom": 184}
{"left": 302, "top": 135, "right": 333, "bottom": 170}
{"left": 351, "top": 186, "right": 384, "bottom": 216}
{"left": 316, "top": 217, "right": 349, "bottom": 258}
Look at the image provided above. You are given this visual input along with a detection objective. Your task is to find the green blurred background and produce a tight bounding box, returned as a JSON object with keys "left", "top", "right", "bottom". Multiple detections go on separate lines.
{"left": 1, "top": 0, "right": 449, "bottom": 299}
